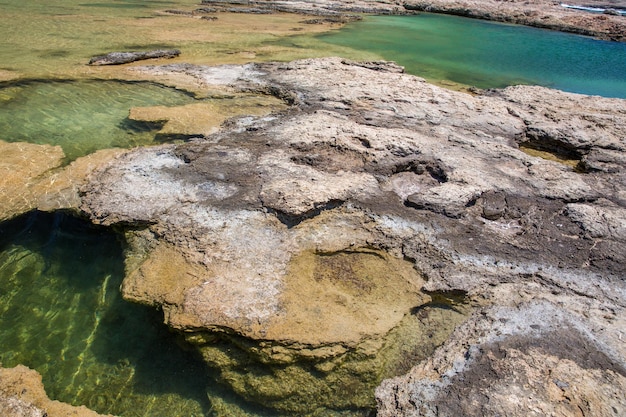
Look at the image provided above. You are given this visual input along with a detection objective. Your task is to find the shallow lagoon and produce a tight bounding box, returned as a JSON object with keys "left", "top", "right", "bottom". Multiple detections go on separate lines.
{"left": 315, "top": 14, "right": 626, "bottom": 98}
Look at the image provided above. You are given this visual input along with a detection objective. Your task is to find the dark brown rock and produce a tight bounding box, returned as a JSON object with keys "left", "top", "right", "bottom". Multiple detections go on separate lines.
{"left": 88, "top": 49, "right": 180, "bottom": 66}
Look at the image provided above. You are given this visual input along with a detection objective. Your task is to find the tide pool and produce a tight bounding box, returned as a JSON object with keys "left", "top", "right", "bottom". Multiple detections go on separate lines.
{"left": 0, "top": 80, "right": 198, "bottom": 161}
{"left": 316, "top": 14, "right": 626, "bottom": 98}
{"left": 0, "top": 211, "right": 212, "bottom": 416}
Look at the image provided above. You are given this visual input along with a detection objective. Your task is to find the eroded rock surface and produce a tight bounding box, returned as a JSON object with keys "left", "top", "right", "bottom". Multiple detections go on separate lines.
{"left": 376, "top": 301, "right": 626, "bottom": 416}
{"left": 79, "top": 57, "right": 626, "bottom": 414}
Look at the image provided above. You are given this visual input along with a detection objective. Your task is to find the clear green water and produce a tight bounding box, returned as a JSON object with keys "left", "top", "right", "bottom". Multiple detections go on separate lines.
{"left": 0, "top": 80, "right": 198, "bottom": 161}
{"left": 0, "top": 211, "right": 211, "bottom": 416}
{"left": 0, "top": 212, "right": 378, "bottom": 417}
{"left": 315, "top": 14, "right": 626, "bottom": 98}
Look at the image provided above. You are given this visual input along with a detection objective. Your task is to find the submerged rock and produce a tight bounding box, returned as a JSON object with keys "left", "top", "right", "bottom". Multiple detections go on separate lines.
{"left": 78, "top": 57, "right": 626, "bottom": 415}
{"left": 0, "top": 365, "right": 113, "bottom": 417}
{"left": 88, "top": 49, "right": 181, "bottom": 66}
{"left": 0, "top": 140, "right": 125, "bottom": 222}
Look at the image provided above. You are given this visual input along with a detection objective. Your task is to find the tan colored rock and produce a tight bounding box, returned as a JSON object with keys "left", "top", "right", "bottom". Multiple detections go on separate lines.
{"left": 0, "top": 365, "right": 114, "bottom": 417}
{"left": 0, "top": 141, "right": 65, "bottom": 221}
{"left": 0, "top": 140, "right": 125, "bottom": 221}
{"left": 0, "top": 69, "right": 19, "bottom": 82}
{"left": 128, "top": 94, "right": 286, "bottom": 137}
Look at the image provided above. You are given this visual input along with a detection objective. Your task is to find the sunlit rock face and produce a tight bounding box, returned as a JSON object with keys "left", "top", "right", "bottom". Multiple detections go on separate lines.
{"left": 0, "top": 365, "right": 114, "bottom": 417}
{"left": 81, "top": 58, "right": 626, "bottom": 414}
{"left": 0, "top": 140, "right": 124, "bottom": 222}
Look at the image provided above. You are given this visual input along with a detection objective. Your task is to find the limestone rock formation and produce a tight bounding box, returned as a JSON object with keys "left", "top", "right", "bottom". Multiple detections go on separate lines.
{"left": 79, "top": 57, "right": 626, "bottom": 414}
{"left": 376, "top": 301, "right": 626, "bottom": 416}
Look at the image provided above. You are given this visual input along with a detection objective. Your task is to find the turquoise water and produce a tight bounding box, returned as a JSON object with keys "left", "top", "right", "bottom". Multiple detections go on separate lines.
{"left": 0, "top": 80, "right": 198, "bottom": 161}
{"left": 0, "top": 211, "right": 212, "bottom": 416}
{"left": 317, "top": 14, "right": 626, "bottom": 98}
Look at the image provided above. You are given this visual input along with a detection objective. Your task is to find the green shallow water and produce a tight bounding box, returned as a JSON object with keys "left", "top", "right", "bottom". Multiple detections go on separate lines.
{"left": 0, "top": 80, "right": 198, "bottom": 161}
{"left": 0, "top": 211, "right": 212, "bottom": 416}
{"left": 313, "top": 14, "right": 626, "bottom": 98}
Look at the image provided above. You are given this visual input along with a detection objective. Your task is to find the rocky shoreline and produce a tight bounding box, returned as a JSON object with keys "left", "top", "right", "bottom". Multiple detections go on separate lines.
{"left": 1, "top": 1, "right": 626, "bottom": 416}
{"left": 78, "top": 58, "right": 626, "bottom": 415}
{"left": 2, "top": 55, "right": 626, "bottom": 416}
{"left": 198, "top": 0, "right": 626, "bottom": 41}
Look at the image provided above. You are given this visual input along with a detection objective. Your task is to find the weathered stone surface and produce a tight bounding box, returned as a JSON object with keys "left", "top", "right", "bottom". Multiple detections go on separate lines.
{"left": 88, "top": 49, "right": 181, "bottom": 66}
{"left": 79, "top": 57, "right": 626, "bottom": 414}
{"left": 376, "top": 300, "right": 626, "bottom": 417}
{"left": 0, "top": 365, "right": 114, "bottom": 417}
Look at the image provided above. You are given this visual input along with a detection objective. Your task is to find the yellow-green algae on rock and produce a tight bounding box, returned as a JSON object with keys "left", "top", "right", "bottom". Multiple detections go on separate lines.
{"left": 116, "top": 217, "right": 470, "bottom": 414}
{"left": 179, "top": 249, "right": 469, "bottom": 414}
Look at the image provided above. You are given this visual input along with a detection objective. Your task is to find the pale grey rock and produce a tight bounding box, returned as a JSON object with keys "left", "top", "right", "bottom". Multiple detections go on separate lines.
{"left": 406, "top": 183, "right": 483, "bottom": 218}
{"left": 376, "top": 300, "right": 626, "bottom": 417}
{"left": 567, "top": 200, "right": 626, "bottom": 241}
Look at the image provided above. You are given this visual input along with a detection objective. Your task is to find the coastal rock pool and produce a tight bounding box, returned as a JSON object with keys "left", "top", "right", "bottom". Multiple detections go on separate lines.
{"left": 310, "top": 14, "right": 626, "bottom": 98}
{"left": 0, "top": 80, "right": 198, "bottom": 161}
{"left": 1, "top": 211, "right": 415, "bottom": 415}
{"left": 0, "top": 211, "right": 211, "bottom": 416}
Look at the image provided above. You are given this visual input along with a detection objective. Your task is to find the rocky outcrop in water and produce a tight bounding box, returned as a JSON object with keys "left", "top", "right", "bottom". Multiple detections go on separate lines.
{"left": 88, "top": 49, "right": 181, "bottom": 66}
{"left": 0, "top": 140, "right": 124, "bottom": 222}
{"left": 0, "top": 365, "right": 113, "bottom": 417}
{"left": 78, "top": 57, "right": 626, "bottom": 415}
